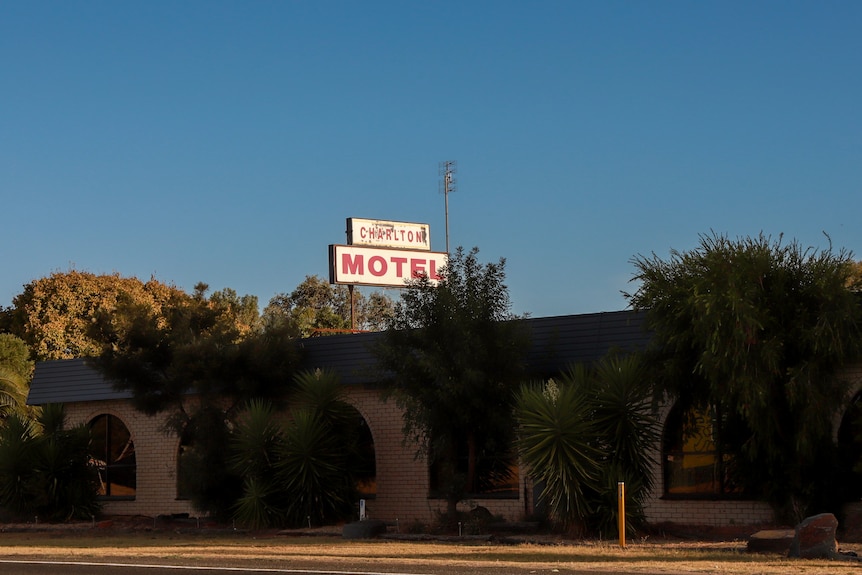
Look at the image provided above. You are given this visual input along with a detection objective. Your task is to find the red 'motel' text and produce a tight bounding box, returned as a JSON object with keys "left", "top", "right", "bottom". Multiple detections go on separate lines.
{"left": 341, "top": 253, "right": 442, "bottom": 280}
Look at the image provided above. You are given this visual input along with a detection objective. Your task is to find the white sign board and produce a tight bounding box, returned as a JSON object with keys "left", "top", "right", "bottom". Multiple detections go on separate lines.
{"left": 329, "top": 245, "right": 447, "bottom": 287}
{"left": 346, "top": 218, "right": 431, "bottom": 251}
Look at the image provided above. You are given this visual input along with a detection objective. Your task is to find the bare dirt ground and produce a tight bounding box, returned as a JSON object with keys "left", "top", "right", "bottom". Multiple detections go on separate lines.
{"left": 1, "top": 516, "right": 861, "bottom": 575}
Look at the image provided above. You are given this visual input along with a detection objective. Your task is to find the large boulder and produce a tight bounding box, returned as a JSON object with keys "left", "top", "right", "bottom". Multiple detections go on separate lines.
{"left": 789, "top": 513, "right": 839, "bottom": 559}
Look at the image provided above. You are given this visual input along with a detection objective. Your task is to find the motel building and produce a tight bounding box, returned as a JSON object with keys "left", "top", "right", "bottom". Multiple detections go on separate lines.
{"left": 26, "top": 309, "right": 862, "bottom": 529}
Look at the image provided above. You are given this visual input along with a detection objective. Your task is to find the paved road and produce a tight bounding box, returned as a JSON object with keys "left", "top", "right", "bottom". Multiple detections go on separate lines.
{"left": 0, "top": 560, "right": 434, "bottom": 575}
{"left": 0, "top": 558, "right": 633, "bottom": 575}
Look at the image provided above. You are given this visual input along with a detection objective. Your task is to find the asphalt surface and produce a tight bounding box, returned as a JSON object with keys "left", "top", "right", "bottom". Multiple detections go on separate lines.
{"left": 0, "top": 558, "right": 646, "bottom": 575}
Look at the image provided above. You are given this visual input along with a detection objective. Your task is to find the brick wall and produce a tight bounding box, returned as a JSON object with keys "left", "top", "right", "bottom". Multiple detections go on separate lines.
{"left": 639, "top": 364, "right": 862, "bottom": 528}
{"left": 65, "top": 399, "right": 196, "bottom": 518}
{"left": 341, "top": 386, "right": 528, "bottom": 524}
{"left": 61, "top": 363, "right": 862, "bottom": 526}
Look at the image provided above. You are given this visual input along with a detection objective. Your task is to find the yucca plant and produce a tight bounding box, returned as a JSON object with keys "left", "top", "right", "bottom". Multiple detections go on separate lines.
{"left": 515, "top": 376, "right": 601, "bottom": 534}
{"left": 0, "top": 413, "right": 39, "bottom": 515}
{"left": 516, "top": 353, "right": 659, "bottom": 538}
{"left": 229, "top": 370, "right": 362, "bottom": 529}
{"left": 233, "top": 475, "right": 285, "bottom": 530}
{"left": 229, "top": 399, "right": 283, "bottom": 478}
{"left": 276, "top": 408, "right": 353, "bottom": 527}
{"left": 279, "top": 370, "right": 362, "bottom": 527}
{"left": 0, "top": 404, "right": 100, "bottom": 521}
{"left": 229, "top": 399, "right": 287, "bottom": 528}
{"left": 586, "top": 353, "right": 660, "bottom": 536}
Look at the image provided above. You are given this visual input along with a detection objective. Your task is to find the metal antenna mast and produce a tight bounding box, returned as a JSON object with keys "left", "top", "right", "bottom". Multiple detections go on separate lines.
{"left": 439, "top": 160, "right": 457, "bottom": 254}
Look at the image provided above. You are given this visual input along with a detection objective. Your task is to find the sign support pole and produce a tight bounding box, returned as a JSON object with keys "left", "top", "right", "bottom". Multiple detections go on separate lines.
{"left": 349, "top": 284, "right": 355, "bottom": 331}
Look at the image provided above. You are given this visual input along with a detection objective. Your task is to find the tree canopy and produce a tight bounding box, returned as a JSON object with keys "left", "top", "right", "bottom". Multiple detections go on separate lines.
{"left": 263, "top": 275, "right": 394, "bottom": 336}
{"left": 91, "top": 282, "right": 298, "bottom": 417}
{"left": 373, "top": 247, "right": 530, "bottom": 517}
{"left": 0, "top": 334, "right": 34, "bottom": 420}
{"left": 625, "top": 232, "right": 862, "bottom": 520}
{"left": 7, "top": 271, "right": 191, "bottom": 360}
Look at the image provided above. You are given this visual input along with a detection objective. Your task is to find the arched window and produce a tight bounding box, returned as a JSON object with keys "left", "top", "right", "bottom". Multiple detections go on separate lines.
{"left": 837, "top": 392, "right": 862, "bottom": 502}
{"left": 89, "top": 414, "right": 136, "bottom": 499}
{"left": 663, "top": 403, "right": 740, "bottom": 498}
{"left": 429, "top": 436, "right": 519, "bottom": 499}
{"left": 176, "top": 406, "right": 378, "bottom": 500}
{"left": 353, "top": 413, "right": 377, "bottom": 497}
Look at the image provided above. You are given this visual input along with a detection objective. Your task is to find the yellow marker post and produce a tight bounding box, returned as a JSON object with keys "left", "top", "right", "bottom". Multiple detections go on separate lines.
{"left": 618, "top": 481, "right": 626, "bottom": 548}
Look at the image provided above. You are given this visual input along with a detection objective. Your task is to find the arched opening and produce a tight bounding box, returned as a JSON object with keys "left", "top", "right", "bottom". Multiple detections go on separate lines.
{"left": 89, "top": 414, "right": 136, "bottom": 499}
{"left": 175, "top": 407, "right": 236, "bottom": 504}
{"left": 428, "top": 434, "right": 519, "bottom": 499}
{"left": 837, "top": 391, "right": 862, "bottom": 502}
{"left": 351, "top": 410, "right": 377, "bottom": 497}
{"left": 176, "top": 425, "right": 196, "bottom": 501}
{"left": 662, "top": 402, "right": 741, "bottom": 498}
{"left": 175, "top": 405, "right": 377, "bottom": 500}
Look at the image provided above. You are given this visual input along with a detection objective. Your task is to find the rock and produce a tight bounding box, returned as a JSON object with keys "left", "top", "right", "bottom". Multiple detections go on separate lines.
{"left": 747, "top": 529, "right": 795, "bottom": 554}
{"left": 469, "top": 506, "right": 493, "bottom": 521}
{"left": 789, "top": 513, "right": 839, "bottom": 559}
{"left": 342, "top": 519, "right": 387, "bottom": 539}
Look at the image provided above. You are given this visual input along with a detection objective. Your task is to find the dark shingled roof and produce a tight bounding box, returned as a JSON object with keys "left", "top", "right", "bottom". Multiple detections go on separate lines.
{"left": 28, "top": 310, "right": 652, "bottom": 405}
{"left": 27, "top": 357, "right": 133, "bottom": 405}
{"left": 525, "top": 310, "right": 650, "bottom": 378}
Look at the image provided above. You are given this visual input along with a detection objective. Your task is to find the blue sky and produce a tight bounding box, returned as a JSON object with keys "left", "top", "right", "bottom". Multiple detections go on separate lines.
{"left": 3, "top": 1, "right": 860, "bottom": 318}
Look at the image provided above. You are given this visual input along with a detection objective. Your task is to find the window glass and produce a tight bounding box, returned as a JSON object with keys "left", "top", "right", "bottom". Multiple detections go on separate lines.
{"left": 429, "top": 439, "right": 519, "bottom": 499}
{"left": 90, "top": 414, "right": 136, "bottom": 498}
{"left": 353, "top": 415, "right": 377, "bottom": 497}
{"left": 837, "top": 392, "right": 862, "bottom": 501}
{"left": 664, "top": 404, "right": 739, "bottom": 498}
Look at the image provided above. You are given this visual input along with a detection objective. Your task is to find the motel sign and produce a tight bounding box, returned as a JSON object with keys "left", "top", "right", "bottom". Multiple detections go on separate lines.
{"left": 329, "top": 245, "right": 447, "bottom": 287}
{"left": 329, "top": 217, "right": 447, "bottom": 288}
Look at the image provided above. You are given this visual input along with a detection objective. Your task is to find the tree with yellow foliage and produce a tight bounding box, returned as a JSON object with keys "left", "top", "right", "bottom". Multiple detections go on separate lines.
{"left": 7, "top": 271, "right": 187, "bottom": 360}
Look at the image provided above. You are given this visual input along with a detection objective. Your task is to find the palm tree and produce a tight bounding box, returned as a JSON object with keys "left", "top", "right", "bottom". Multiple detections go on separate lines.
{"left": 0, "top": 366, "right": 30, "bottom": 420}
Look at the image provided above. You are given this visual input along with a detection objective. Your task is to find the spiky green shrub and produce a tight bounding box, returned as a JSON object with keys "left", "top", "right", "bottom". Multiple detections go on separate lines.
{"left": 0, "top": 404, "right": 100, "bottom": 521}
{"left": 229, "top": 369, "right": 364, "bottom": 529}
{"left": 277, "top": 408, "right": 354, "bottom": 526}
{"left": 586, "top": 354, "right": 659, "bottom": 536}
{"left": 516, "top": 376, "right": 600, "bottom": 534}
{"left": 516, "top": 353, "right": 660, "bottom": 537}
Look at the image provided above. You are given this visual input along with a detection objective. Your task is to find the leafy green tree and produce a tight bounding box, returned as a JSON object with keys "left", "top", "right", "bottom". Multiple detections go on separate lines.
{"left": 625, "top": 232, "right": 862, "bottom": 521}
{"left": 373, "top": 247, "right": 530, "bottom": 521}
{"left": 207, "top": 286, "right": 262, "bottom": 336}
{"left": 176, "top": 405, "right": 242, "bottom": 520}
{"left": 361, "top": 290, "right": 396, "bottom": 332}
{"left": 92, "top": 283, "right": 299, "bottom": 416}
{"left": 0, "top": 333, "right": 34, "bottom": 420}
{"left": 263, "top": 275, "right": 394, "bottom": 336}
{"left": 92, "top": 283, "right": 299, "bottom": 519}
{"left": 0, "top": 333, "right": 34, "bottom": 380}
